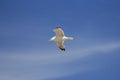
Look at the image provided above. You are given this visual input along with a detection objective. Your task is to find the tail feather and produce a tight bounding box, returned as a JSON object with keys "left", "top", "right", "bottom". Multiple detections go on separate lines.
{"left": 59, "top": 47, "right": 65, "bottom": 51}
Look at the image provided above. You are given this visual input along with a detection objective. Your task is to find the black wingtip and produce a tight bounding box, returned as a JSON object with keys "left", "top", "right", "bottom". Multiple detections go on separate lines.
{"left": 59, "top": 48, "right": 65, "bottom": 51}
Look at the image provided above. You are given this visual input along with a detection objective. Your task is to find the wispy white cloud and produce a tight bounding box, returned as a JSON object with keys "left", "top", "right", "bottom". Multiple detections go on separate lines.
{"left": 0, "top": 42, "right": 120, "bottom": 80}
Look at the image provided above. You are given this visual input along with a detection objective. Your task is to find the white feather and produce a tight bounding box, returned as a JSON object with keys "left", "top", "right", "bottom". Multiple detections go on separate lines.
{"left": 49, "top": 27, "right": 73, "bottom": 51}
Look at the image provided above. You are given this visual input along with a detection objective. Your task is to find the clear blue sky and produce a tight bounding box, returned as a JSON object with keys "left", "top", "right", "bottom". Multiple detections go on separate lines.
{"left": 0, "top": 0, "right": 120, "bottom": 80}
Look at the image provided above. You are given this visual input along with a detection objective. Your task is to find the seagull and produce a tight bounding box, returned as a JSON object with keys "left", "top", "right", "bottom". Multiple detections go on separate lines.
{"left": 49, "top": 26, "right": 73, "bottom": 51}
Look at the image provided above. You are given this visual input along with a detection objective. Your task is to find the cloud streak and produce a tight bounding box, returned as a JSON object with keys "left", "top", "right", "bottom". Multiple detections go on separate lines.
{"left": 0, "top": 42, "right": 120, "bottom": 80}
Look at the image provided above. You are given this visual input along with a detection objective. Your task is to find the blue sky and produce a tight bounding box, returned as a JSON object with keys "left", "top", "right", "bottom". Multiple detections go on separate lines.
{"left": 0, "top": 0, "right": 120, "bottom": 80}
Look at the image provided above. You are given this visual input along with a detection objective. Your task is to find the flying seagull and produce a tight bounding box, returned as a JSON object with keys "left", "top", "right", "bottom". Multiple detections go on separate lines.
{"left": 49, "top": 27, "right": 73, "bottom": 51}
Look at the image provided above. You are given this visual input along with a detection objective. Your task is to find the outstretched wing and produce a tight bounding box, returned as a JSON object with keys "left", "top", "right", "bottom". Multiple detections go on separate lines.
{"left": 56, "top": 41, "right": 65, "bottom": 51}
{"left": 53, "top": 27, "right": 64, "bottom": 37}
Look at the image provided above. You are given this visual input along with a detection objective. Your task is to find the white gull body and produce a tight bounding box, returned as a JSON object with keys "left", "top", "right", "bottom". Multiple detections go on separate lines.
{"left": 49, "top": 27, "right": 73, "bottom": 51}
